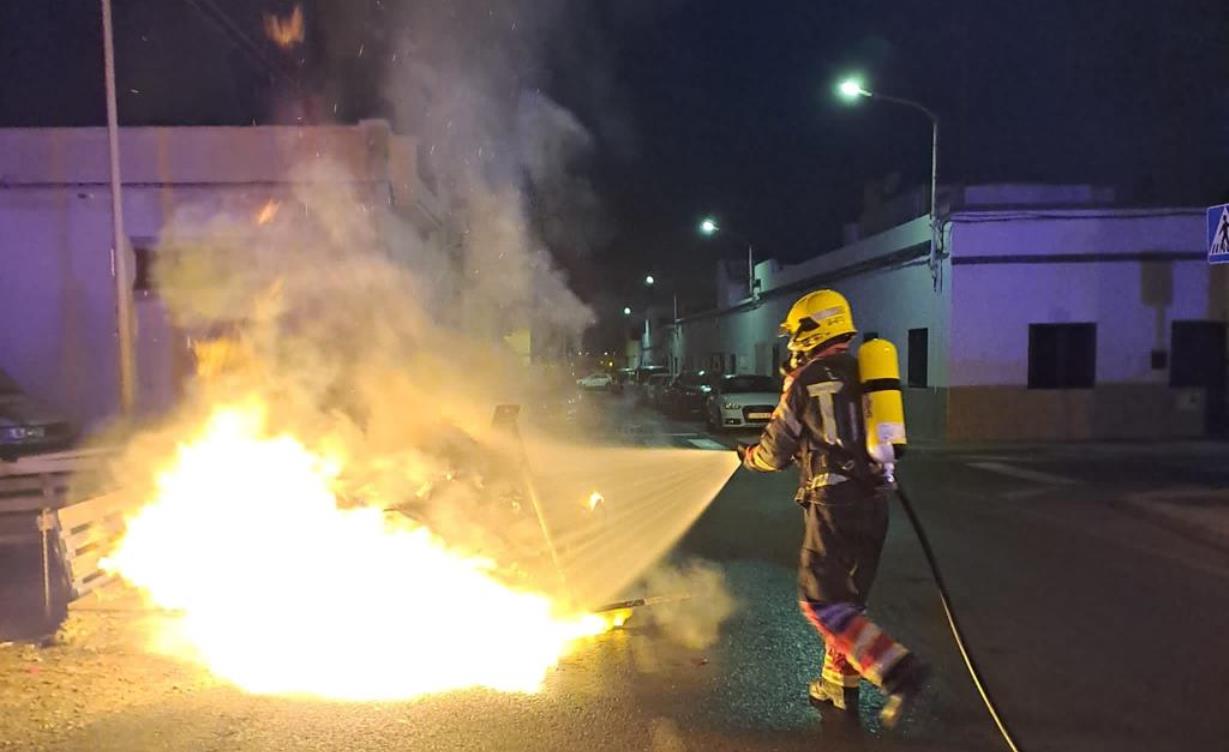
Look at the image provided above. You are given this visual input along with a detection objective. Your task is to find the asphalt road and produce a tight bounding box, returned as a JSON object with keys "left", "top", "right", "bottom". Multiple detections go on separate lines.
{"left": 3, "top": 389, "right": 1228, "bottom": 751}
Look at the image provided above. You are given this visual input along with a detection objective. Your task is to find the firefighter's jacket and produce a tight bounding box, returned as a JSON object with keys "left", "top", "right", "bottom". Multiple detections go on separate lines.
{"left": 743, "top": 348, "right": 882, "bottom": 502}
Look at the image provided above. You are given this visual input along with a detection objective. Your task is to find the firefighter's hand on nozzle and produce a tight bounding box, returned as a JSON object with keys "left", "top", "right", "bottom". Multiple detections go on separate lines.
{"left": 736, "top": 443, "right": 755, "bottom": 462}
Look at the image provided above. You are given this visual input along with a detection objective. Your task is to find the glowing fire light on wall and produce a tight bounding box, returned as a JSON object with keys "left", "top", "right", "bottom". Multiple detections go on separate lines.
{"left": 586, "top": 491, "right": 604, "bottom": 511}
{"left": 103, "top": 402, "right": 606, "bottom": 701}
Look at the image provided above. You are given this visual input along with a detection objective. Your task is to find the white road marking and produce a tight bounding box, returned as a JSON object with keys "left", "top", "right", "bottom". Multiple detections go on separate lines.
{"left": 968, "top": 461, "right": 1077, "bottom": 486}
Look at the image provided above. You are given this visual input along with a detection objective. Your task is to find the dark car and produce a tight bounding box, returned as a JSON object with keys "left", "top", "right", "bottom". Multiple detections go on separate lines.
{"left": 661, "top": 370, "right": 716, "bottom": 417}
{"left": 634, "top": 365, "right": 667, "bottom": 385}
{"left": 0, "top": 369, "right": 75, "bottom": 460}
{"left": 643, "top": 373, "right": 672, "bottom": 407}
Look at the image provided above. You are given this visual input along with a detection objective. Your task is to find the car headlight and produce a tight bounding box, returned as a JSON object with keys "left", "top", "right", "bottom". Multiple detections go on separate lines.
{"left": 722, "top": 401, "right": 740, "bottom": 410}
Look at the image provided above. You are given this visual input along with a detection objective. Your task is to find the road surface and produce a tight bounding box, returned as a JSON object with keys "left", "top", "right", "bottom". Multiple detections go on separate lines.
{"left": 2, "top": 389, "right": 1227, "bottom": 751}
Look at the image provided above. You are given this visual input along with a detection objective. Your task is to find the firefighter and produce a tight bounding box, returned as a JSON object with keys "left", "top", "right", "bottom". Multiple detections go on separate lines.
{"left": 736, "top": 289, "right": 928, "bottom": 726}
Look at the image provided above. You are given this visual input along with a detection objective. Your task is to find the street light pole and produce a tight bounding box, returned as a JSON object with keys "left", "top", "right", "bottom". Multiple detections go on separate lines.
{"left": 699, "top": 217, "right": 759, "bottom": 301}
{"left": 101, "top": 0, "right": 136, "bottom": 415}
{"left": 867, "top": 92, "right": 939, "bottom": 237}
{"left": 837, "top": 79, "right": 943, "bottom": 286}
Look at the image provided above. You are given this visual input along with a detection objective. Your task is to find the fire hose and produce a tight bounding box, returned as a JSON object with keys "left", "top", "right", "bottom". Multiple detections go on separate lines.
{"left": 895, "top": 480, "right": 1023, "bottom": 752}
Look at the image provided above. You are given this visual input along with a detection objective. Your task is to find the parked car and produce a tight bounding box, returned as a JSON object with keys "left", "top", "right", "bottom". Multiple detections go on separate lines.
{"left": 0, "top": 369, "right": 75, "bottom": 460}
{"left": 643, "top": 373, "right": 672, "bottom": 407}
{"left": 576, "top": 372, "right": 614, "bottom": 391}
{"left": 634, "top": 366, "right": 667, "bottom": 385}
{"left": 705, "top": 374, "right": 780, "bottom": 431}
{"left": 610, "top": 368, "right": 635, "bottom": 395}
{"left": 661, "top": 370, "right": 715, "bottom": 417}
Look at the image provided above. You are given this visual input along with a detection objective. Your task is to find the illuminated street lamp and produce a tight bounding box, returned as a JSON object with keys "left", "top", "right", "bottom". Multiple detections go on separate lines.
{"left": 645, "top": 275, "right": 655, "bottom": 286}
{"left": 623, "top": 306, "right": 632, "bottom": 316}
{"left": 837, "top": 77, "right": 871, "bottom": 101}
{"left": 836, "top": 75, "right": 942, "bottom": 281}
{"left": 698, "top": 216, "right": 757, "bottom": 300}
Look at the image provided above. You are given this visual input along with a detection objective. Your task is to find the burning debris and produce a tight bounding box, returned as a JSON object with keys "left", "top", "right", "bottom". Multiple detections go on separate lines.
{"left": 103, "top": 402, "right": 607, "bottom": 700}
{"left": 264, "top": 5, "right": 305, "bottom": 50}
{"left": 87, "top": 157, "right": 739, "bottom": 702}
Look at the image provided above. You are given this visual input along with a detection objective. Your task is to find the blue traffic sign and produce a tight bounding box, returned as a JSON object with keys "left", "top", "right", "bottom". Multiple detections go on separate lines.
{"left": 1209, "top": 204, "right": 1229, "bottom": 264}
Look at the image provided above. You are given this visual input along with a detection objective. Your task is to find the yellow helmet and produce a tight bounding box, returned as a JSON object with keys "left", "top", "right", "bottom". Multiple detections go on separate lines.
{"left": 779, "top": 289, "right": 856, "bottom": 352}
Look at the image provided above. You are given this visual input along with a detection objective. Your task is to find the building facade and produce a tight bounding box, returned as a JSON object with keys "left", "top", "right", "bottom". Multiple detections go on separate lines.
{"left": 0, "top": 122, "right": 444, "bottom": 428}
{"left": 669, "top": 185, "right": 1228, "bottom": 441}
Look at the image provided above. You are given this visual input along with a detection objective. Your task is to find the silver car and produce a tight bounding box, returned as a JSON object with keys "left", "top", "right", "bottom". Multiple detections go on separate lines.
{"left": 704, "top": 374, "right": 780, "bottom": 431}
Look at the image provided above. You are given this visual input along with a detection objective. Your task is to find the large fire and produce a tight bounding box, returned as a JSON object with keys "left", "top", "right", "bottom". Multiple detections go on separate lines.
{"left": 104, "top": 401, "right": 606, "bottom": 701}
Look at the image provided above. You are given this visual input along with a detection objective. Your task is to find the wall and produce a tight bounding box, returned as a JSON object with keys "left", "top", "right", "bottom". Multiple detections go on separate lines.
{"left": 944, "top": 209, "right": 1220, "bottom": 440}
{"left": 673, "top": 203, "right": 1223, "bottom": 441}
{"left": 0, "top": 124, "right": 440, "bottom": 429}
{"left": 948, "top": 210, "right": 1210, "bottom": 387}
{"left": 0, "top": 184, "right": 299, "bottom": 427}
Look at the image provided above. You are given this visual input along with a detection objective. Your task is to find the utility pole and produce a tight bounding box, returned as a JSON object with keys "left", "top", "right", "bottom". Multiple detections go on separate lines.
{"left": 101, "top": 0, "right": 136, "bottom": 415}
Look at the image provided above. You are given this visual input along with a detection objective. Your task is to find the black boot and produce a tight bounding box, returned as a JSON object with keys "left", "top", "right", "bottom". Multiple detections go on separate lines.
{"left": 879, "top": 654, "right": 929, "bottom": 729}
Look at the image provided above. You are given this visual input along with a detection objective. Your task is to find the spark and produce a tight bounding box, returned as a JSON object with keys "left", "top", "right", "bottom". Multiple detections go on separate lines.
{"left": 255, "top": 200, "right": 280, "bottom": 226}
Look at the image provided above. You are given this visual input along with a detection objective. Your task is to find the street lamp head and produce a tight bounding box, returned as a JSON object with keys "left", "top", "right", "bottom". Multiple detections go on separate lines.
{"left": 699, "top": 217, "right": 719, "bottom": 236}
{"left": 622, "top": 306, "right": 632, "bottom": 316}
{"left": 837, "top": 77, "right": 871, "bottom": 102}
{"left": 645, "top": 275, "right": 655, "bottom": 286}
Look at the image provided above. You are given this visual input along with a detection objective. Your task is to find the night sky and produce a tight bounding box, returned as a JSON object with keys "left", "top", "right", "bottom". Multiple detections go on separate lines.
{"left": 4, "top": 0, "right": 1229, "bottom": 313}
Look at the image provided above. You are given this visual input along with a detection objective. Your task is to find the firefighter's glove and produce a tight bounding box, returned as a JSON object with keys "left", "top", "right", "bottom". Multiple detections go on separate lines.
{"left": 736, "top": 442, "right": 756, "bottom": 465}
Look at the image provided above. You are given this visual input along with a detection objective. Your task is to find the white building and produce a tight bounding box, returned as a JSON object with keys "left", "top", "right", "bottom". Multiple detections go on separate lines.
{"left": 0, "top": 121, "right": 444, "bottom": 428}
{"left": 670, "top": 185, "right": 1228, "bottom": 441}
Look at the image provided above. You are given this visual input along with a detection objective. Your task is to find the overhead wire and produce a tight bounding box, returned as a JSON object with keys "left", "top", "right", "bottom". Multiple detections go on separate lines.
{"left": 178, "top": 0, "right": 295, "bottom": 84}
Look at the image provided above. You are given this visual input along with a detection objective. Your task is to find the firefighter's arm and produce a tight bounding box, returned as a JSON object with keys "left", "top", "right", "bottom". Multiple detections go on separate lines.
{"left": 742, "top": 383, "right": 804, "bottom": 472}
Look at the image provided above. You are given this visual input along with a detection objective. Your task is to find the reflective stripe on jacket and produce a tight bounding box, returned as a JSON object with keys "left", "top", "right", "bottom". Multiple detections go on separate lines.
{"left": 743, "top": 350, "right": 880, "bottom": 500}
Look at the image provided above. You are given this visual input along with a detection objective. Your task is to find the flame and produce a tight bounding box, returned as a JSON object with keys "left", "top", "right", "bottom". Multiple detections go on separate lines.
{"left": 255, "top": 199, "right": 281, "bottom": 226}
{"left": 586, "top": 491, "right": 604, "bottom": 511}
{"left": 263, "top": 5, "right": 305, "bottom": 49}
{"left": 104, "top": 402, "right": 605, "bottom": 700}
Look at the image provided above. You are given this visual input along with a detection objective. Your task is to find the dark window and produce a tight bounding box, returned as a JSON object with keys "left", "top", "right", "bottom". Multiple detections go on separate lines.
{"left": 907, "top": 328, "right": 929, "bottom": 387}
{"left": 133, "top": 246, "right": 155, "bottom": 294}
{"left": 727, "top": 353, "right": 736, "bottom": 374}
{"left": 1028, "top": 324, "right": 1096, "bottom": 389}
{"left": 864, "top": 331, "right": 879, "bottom": 342}
{"left": 1170, "top": 321, "right": 1228, "bottom": 434}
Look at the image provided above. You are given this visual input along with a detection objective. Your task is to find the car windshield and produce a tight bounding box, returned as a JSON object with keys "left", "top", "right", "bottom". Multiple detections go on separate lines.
{"left": 723, "top": 376, "right": 776, "bottom": 394}
{"left": 678, "top": 372, "right": 711, "bottom": 386}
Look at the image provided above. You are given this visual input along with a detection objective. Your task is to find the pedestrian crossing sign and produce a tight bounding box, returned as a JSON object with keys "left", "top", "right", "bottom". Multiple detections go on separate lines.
{"left": 1209, "top": 204, "right": 1229, "bottom": 264}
